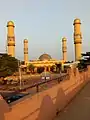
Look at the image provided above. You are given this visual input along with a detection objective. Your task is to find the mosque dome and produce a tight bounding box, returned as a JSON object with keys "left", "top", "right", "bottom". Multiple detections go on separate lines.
{"left": 7, "top": 21, "right": 14, "bottom": 27}
{"left": 73, "top": 18, "right": 81, "bottom": 24}
{"left": 39, "top": 53, "right": 52, "bottom": 61}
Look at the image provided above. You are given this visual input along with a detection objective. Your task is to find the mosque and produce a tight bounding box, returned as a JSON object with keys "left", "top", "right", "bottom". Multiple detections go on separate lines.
{"left": 6, "top": 18, "right": 82, "bottom": 71}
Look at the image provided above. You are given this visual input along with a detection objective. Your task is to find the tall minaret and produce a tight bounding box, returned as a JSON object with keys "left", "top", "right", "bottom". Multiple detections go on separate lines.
{"left": 73, "top": 18, "right": 82, "bottom": 61}
{"left": 7, "top": 21, "right": 15, "bottom": 57}
{"left": 62, "top": 37, "right": 67, "bottom": 62}
{"left": 24, "top": 39, "right": 28, "bottom": 65}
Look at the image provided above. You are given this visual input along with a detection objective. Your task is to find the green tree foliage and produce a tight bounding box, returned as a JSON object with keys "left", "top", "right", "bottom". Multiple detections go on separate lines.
{"left": 65, "top": 61, "right": 73, "bottom": 63}
{"left": 0, "top": 54, "right": 18, "bottom": 77}
{"left": 63, "top": 65, "right": 70, "bottom": 73}
{"left": 50, "top": 65, "right": 56, "bottom": 72}
{"left": 37, "top": 67, "right": 44, "bottom": 73}
{"left": 77, "top": 52, "right": 90, "bottom": 70}
{"left": 28, "top": 63, "right": 35, "bottom": 73}
{"left": 21, "top": 61, "right": 25, "bottom": 65}
{"left": 55, "top": 63, "right": 61, "bottom": 73}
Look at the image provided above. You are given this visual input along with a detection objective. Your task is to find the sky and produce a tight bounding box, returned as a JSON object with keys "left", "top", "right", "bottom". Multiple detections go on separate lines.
{"left": 0, "top": 0, "right": 90, "bottom": 61}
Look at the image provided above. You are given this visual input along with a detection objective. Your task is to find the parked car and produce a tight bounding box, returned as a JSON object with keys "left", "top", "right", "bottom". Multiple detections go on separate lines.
{"left": 5, "top": 93, "right": 28, "bottom": 104}
{"left": 41, "top": 72, "right": 51, "bottom": 80}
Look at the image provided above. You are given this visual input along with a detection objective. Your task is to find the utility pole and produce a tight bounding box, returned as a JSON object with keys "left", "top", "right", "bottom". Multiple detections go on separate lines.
{"left": 6, "top": 39, "right": 7, "bottom": 53}
{"left": 18, "top": 60, "right": 22, "bottom": 90}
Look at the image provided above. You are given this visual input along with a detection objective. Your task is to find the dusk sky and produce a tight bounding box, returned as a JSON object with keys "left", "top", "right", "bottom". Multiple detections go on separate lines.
{"left": 0, "top": 0, "right": 90, "bottom": 61}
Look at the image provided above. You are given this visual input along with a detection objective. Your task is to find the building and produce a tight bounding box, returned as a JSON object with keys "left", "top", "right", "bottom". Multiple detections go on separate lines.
{"left": 21, "top": 53, "right": 64, "bottom": 72}
{"left": 62, "top": 37, "right": 67, "bottom": 62}
{"left": 4, "top": 18, "right": 82, "bottom": 72}
{"left": 7, "top": 21, "right": 15, "bottom": 57}
{"left": 73, "top": 18, "right": 82, "bottom": 61}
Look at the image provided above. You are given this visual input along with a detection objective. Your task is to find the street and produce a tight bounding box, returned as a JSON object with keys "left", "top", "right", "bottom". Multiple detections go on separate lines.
{"left": 0, "top": 73, "right": 62, "bottom": 90}
{"left": 54, "top": 82, "right": 90, "bottom": 120}
{"left": 0, "top": 73, "right": 65, "bottom": 99}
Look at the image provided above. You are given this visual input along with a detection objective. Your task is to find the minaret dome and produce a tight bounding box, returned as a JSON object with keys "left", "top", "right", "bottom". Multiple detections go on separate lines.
{"left": 7, "top": 21, "right": 15, "bottom": 27}
{"left": 24, "top": 39, "right": 28, "bottom": 43}
{"left": 73, "top": 18, "right": 81, "bottom": 25}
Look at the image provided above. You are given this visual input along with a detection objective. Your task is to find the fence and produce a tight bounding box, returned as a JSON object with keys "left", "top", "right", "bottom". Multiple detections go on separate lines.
{"left": 19, "top": 73, "right": 69, "bottom": 93}
{"left": 4, "top": 67, "right": 90, "bottom": 120}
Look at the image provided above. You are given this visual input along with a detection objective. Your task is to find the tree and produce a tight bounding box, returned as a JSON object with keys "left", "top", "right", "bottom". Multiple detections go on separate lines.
{"left": 77, "top": 52, "right": 90, "bottom": 70}
{"left": 21, "top": 61, "right": 25, "bottom": 65}
{"left": 55, "top": 63, "right": 61, "bottom": 73}
{"left": 28, "top": 64, "right": 35, "bottom": 73}
{"left": 37, "top": 67, "right": 44, "bottom": 73}
{"left": 0, "top": 54, "right": 18, "bottom": 77}
{"left": 50, "top": 65, "right": 56, "bottom": 72}
{"left": 65, "top": 61, "right": 71, "bottom": 63}
{"left": 63, "top": 65, "right": 70, "bottom": 73}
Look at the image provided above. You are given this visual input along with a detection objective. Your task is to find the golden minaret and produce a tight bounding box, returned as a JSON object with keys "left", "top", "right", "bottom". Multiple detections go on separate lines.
{"left": 62, "top": 37, "right": 67, "bottom": 62}
{"left": 7, "top": 21, "right": 15, "bottom": 57}
{"left": 24, "top": 39, "right": 28, "bottom": 65}
{"left": 73, "top": 18, "right": 82, "bottom": 61}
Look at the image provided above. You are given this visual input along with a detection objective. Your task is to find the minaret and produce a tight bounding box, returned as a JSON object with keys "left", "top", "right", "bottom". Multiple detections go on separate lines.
{"left": 7, "top": 21, "right": 15, "bottom": 57}
{"left": 62, "top": 37, "right": 67, "bottom": 62}
{"left": 24, "top": 39, "right": 28, "bottom": 65}
{"left": 73, "top": 18, "right": 82, "bottom": 61}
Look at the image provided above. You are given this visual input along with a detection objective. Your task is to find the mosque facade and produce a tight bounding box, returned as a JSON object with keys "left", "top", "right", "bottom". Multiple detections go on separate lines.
{"left": 6, "top": 18, "right": 82, "bottom": 71}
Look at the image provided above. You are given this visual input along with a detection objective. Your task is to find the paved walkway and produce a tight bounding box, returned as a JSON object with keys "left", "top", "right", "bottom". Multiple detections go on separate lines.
{"left": 55, "top": 82, "right": 90, "bottom": 120}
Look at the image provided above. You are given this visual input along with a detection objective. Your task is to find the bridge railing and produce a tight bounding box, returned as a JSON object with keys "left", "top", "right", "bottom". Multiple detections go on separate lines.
{"left": 19, "top": 73, "right": 69, "bottom": 93}
{"left": 4, "top": 67, "right": 89, "bottom": 120}
{"left": 19, "top": 67, "right": 88, "bottom": 93}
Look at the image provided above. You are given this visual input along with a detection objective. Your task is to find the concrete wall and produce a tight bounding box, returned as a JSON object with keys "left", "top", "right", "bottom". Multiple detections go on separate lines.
{"left": 0, "top": 95, "right": 10, "bottom": 120}
{"left": 3, "top": 66, "right": 90, "bottom": 120}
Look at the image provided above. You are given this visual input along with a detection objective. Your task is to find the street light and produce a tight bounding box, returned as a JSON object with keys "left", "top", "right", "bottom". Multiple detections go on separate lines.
{"left": 45, "top": 66, "right": 46, "bottom": 81}
{"left": 59, "top": 65, "right": 62, "bottom": 81}
{"left": 18, "top": 60, "right": 22, "bottom": 90}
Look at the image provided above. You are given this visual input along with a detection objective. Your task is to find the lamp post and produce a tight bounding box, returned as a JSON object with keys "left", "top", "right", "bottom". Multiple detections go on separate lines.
{"left": 18, "top": 60, "right": 22, "bottom": 90}
{"left": 59, "top": 64, "right": 62, "bottom": 81}
{"left": 45, "top": 66, "right": 46, "bottom": 81}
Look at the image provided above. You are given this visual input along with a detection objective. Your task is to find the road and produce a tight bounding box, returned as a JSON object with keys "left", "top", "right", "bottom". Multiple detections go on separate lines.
{"left": 0, "top": 73, "right": 62, "bottom": 90}
{"left": 0, "top": 73, "right": 64, "bottom": 98}
{"left": 54, "top": 82, "right": 90, "bottom": 120}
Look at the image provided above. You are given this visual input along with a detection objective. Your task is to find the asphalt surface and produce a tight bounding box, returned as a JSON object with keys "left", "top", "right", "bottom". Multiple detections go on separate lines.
{"left": 54, "top": 82, "right": 90, "bottom": 120}
{"left": 0, "top": 73, "right": 62, "bottom": 90}
{"left": 0, "top": 73, "right": 64, "bottom": 98}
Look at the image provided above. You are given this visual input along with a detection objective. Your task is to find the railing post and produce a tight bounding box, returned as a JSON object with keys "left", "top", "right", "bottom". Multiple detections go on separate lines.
{"left": 58, "top": 78, "right": 60, "bottom": 83}
{"left": 60, "top": 76, "right": 62, "bottom": 81}
{"left": 36, "top": 85, "right": 39, "bottom": 92}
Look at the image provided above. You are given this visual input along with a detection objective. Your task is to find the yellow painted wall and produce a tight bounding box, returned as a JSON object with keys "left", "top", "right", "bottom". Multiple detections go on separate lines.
{"left": 73, "top": 19, "right": 82, "bottom": 61}
{"left": 62, "top": 37, "right": 67, "bottom": 62}
{"left": 24, "top": 39, "right": 28, "bottom": 64}
{"left": 7, "top": 21, "right": 15, "bottom": 57}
